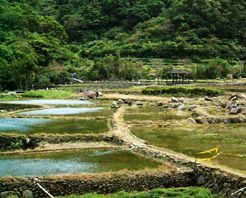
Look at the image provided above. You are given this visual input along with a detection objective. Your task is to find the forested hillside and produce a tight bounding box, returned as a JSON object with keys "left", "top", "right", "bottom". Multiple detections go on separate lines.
{"left": 0, "top": 0, "right": 245, "bottom": 90}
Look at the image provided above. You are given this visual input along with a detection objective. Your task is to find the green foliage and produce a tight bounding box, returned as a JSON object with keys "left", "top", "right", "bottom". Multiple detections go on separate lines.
{"left": 21, "top": 90, "right": 74, "bottom": 99}
{"left": 142, "top": 86, "right": 223, "bottom": 97}
{"left": 58, "top": 188, "right": 221, "bottom": 198}
{"left": 81, "top": 55, "right": 150, "bottom": 81}
{"left": 0, "top": 0, "right": 245, "bottom": 90}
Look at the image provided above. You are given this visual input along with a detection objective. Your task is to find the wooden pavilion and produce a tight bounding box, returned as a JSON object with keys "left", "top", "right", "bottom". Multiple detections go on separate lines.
{"left": 165, "top": 69, "right": 191, "bottom": 85}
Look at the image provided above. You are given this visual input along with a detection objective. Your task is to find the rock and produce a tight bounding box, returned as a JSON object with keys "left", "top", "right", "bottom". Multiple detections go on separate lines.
{"left": 84, "top": 90, "right": 97, "bottom": 99}
{"left": 178, "top": 97, "right": 185, "bottom": 103}
{"left": 218, "top": 101, "right": 226, "bottom": 108}
{"left": 188, "top": 105, "right": 198, "bottom": 110}
{"left": 204, "top": 96, "right": 213, "bottom": 101}
{"left": 177, "top": 104, "right": 185, "bottom": 110}
{"left": 241, "top": 108, "right": 246, "bottom": 115}
{"left": 169, "top": 103, "right": 182, "bottom": 108}
{"left": 157, "top": 101, "right": 164, "bottom": 106}
{"left": 22, "top": 190, "right": 34, "bottom": 198}
{"left": 78, "top": 97, "right": 86, "bottom": 100}
{"left": 171, "top": 97, "right": 179, "bottom": 103}
{"left": 117, "top": 99, "right": 124, "bottom": 105}
{"left": 229, "top": 106, "right": 242, "bottom": 114}
{"left": 122, "top": 99, "right": 132, "bottom": 105}
{"left": 195, "top": 116, "right": 209, "bottom": 124}
{"left": 230, "top": 96, "right": 237, "bottom": 101}
{"left": 197, "top": 175, "right": 206, "bottom": 185}
{"left": 187, "top": 117, "right": 197, "bottom": 124}
{"left": 225, "top": 101, "right": 237, "bottom": 109}
{"left": 97, "top": 92, "right": 103, "bottom": 97}
{"left": 111, "top": 101, "right": 118, "bottom": 109}
{"left": 0, "top": 191, "right": 18, "bottom": 198}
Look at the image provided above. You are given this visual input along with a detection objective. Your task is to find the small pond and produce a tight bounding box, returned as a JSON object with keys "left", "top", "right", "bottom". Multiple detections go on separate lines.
{"left": 0, "top": 149, "right": 163, "bottom": 177}
{"left": 0, "top": 118, "right": 108, "bottom": 134}
{"left": 131, "top": 124, "right": 246, "bottom": 173}
{"left": 20, "top": 107, "right": 103, "bottom": 116}
{"left": 4, "top": 99, "right": 93, "bottom": 106}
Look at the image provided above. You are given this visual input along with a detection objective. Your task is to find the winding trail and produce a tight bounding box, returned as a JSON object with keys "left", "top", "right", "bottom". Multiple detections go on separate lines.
{"left": 110, "top": 106, "right": 194, "bottom": 166}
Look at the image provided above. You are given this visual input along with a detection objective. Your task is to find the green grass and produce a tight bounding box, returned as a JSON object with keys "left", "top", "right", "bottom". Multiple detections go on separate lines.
{"left": 58, "top": 188, "right": 222, "bottom": 198}
{"left": 21, "top": 90, "right": 74, "bottom": 99}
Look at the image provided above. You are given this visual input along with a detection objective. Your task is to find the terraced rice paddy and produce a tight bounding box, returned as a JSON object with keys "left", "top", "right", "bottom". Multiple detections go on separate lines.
{"left": 0, "top": 149, "right": 162, "bottom": 176}
{"left": 131, "top": 122, "right": 246, "bottom": 174}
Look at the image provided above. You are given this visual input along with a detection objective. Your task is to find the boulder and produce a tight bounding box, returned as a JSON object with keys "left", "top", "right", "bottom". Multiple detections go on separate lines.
{"left": 229, "top": 106, "right": 242, "bottom": 114}
{"left": 117, "top": 99, "right": 125, "bottom": 105}
{"left": 187, "top": 117, "right": 197, "bottom": 124}
{"left": 188, "top": 105, "right": 198, "bottom": 111}
{"left": 225, "top": 101, "right": 237, "bottom": 110}
{"left": 204, "top": 96, "right": 213, "bottom": 101}
{"left": 177, "top": 104, "right": 186, "bottom": 110}
{"left": 22, "top": 190, "right": 34, "bottom": 198}
{"left": 178, "top": 97, "right": 185, "bottom": 103}
{"left": 229, "top": 93, "right": 246, "bottom": 101}
{"left": 84, "top": 91, "right": 97, "bottom": 99}
{"left": 78, "top": 97, "right": 86, "bottom": 100}
{"left": 171, "top": 97, "right": 179, "bottom": 103}
{"left": 122, "top": 99, "right": 133, "bottom": 105}
{"left": 97, "top": 92, "right": 103, "bottom": 97}
{"left": 195, "top": 116, "right": 209, "bottom": 124}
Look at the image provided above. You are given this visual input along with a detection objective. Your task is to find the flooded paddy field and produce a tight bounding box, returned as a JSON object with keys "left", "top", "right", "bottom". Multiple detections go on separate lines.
{"left": 19, "top": 107, "right": 103, "bottom": 116}
{"left": 124, "top": 105, "right": 190, "bottom": 121}
{"left": 0, "top": 99, "right": 112, "bottom": 135}
{"left": 0, "top": 118, "right": 108, "bottom": 134}
{"left": 131, "top": 124, "right": 246, "bottom": 173}
{"left": 3, "top": 99, "right": 93, "bottom": 106}
{"left": 0, "top": 149, "right": 163, "bottom": 177}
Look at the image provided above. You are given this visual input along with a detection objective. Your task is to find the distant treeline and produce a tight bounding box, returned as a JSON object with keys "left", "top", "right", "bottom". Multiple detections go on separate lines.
{"left": 0, "top": 0, "right": 245, "bottom": 90}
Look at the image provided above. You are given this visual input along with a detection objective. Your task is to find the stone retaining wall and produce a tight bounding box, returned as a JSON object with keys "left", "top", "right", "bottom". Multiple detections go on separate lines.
{"left": 111, "top": 135, "right": 246, "bottom": 197}
{"left": 0, "top": 169, "right": 193, "bottom": 198}
{"left": 0, "top": 134, "right": 118, "bottom": 151}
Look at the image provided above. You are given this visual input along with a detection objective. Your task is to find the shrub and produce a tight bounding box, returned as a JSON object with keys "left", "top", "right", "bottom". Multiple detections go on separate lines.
{"left": 142, "top": 86, "right": 223, "bottom": 97}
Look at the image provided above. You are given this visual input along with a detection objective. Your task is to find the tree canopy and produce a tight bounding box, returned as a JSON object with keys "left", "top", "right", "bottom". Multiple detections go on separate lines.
{"left": 0, "top": 0, "right": 245, "bottom": 90}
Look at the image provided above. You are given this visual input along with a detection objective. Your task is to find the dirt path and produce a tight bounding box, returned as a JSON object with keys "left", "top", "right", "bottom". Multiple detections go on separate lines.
{"left": 101, "top": 93, "right": 170, "bottom": 102}
{"left": 110, "top": 106, "right": 193, "bottom": 163}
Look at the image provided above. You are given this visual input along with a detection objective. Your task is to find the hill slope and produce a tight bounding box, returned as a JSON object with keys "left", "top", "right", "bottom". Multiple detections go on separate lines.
{"left": 0, "top": 0, "right": 245, "bottom": 89}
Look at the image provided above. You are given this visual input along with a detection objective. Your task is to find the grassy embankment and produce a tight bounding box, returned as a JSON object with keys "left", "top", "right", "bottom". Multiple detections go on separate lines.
{"left": 0, "top": 90, "right": 75, "bottom": 101}
{"left": 58, "top": 188, "right": 222, "bottom": 198}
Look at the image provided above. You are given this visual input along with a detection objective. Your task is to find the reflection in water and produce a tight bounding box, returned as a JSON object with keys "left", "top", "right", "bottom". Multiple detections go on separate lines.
{"left": 0, "top": 118, "right": 108, "bottom": 134}
{"left": 4, "top": 99, "right": 93, "bottom": 105}
{"left": 0, "top": 149, "right": 162, "bottom": 176}
{"left": 20, "top": 107, "right": 103, "bottom": 115}
{"left": 0, "top": 118, "right": 51, "bottom": 132}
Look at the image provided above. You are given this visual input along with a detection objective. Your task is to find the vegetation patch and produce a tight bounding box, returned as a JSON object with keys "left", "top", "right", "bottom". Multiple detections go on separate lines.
{"left": 142, "top": 86, "right": 223, "bottom": 97}
{"left": 58, "top": 188, "right": 221, "bottom": 198}
{"left": 21, "top": 90, "right": 74, "bottom": 99}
